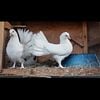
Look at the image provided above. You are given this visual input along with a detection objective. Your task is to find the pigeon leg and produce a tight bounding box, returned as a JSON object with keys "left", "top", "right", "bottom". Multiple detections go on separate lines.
{"left": 11, "top": 62, "right": 16, "bottom": 68}
{"left": 53, "top": 56, "right": 65, "bottom": 68}
{"left": 59, "top": 64, "right": 64, "bottom": 68}
{"left": 20, "top": 62, "right": 24, "bottom": 69}
{"left": 58, "top": 61, "right": 64, "bottom": 68}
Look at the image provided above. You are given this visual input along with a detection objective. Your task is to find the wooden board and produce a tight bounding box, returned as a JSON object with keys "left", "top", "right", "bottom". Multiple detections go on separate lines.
{"left": 1, "top": 67, "right": 100, "bottom": 77}
{"left": 0, "top": 22, "right": 5, "bottom": 70}
{"left": 82, "top": 22, "right": 88, "bottom": 53}
{"left": 0, "top": 22, "right": 12, "bottom": 70}
{"left": 88, "top": 22, "right": 100, "bottom": 47}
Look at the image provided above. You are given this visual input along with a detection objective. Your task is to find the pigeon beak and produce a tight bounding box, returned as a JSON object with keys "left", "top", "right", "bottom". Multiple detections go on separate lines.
{"left": 69, "top": 36, "right": 71, "bottom": 40}
{"left": 66, "top": 35, "right": 71, "bottom": 40}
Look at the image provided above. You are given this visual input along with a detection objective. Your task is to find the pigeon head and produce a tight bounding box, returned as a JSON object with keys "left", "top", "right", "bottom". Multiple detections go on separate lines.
{"left": 60, "top": 32, "right": 71, "bottom": 40}
{"left": 9, "top": 29, "right": 17, "bottom": 37}
{"left": 9, "top": 29, "right": 21, "bottom": 42}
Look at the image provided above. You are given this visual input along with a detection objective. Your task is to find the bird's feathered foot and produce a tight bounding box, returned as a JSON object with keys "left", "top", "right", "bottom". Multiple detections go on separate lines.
{"left": 10, "top": 66, "right": 16, "bottom": 69}
{"left": 10, "top": 62, "right": 16, "bottom": 68}
{"left": 20, "top": 63, "right": 25, "bottom": 69}
{"left": 58, "top": 65, "right": 65, "bottom": 68}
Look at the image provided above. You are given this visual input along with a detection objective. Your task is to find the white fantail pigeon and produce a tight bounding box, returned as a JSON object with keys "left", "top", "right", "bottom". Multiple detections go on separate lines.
{"left": 31, "top": 31, "right": 73, "bottom": 68}
{"left": 6, "top": 29, "right": 24, "bottom": 68}
{"left": 6, "top": 28, "right": 36, "bottom": 69}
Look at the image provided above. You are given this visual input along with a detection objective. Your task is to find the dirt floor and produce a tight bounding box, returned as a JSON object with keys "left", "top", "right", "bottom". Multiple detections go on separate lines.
{"left": 1, "top": 67, "right": 100, "bottom": 78}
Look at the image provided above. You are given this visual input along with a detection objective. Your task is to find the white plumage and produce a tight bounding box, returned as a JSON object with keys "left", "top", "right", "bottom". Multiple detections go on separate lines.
{"left": 6, "top": 28, "right": 73, "bottom": 68}
{"left": 31, "top": 31, "right": 73, "bottom": 68}
{"left": 6, "top": 28, "right": 36, "bottom": 69}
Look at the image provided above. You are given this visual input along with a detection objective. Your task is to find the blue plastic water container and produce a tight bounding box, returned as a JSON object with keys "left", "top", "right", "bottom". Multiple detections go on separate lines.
{"left": 62, "top": 54, "right": 100, "bottom": 68}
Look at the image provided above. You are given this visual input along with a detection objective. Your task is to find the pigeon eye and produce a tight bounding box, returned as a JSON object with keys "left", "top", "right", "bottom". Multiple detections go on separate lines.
{"left": 65, "top": 35, "right": 67, "bottom": 37}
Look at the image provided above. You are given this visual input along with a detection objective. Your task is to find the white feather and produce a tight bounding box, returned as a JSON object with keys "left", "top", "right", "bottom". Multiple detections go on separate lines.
{"left": 6, "top": 28, "right": 36, "bottom": 68}
{"left": 31, "top": 31, "right": 73, "bottom": 68}
{"left": 6, "top": 28, "right": 73, "bottom": 68}
{"left": 6, "top": 29, "right": 24, "bottom": 68}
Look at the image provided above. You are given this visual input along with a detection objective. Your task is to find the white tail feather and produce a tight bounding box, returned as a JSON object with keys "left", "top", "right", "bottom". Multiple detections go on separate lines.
{"left": 16, "top": 29, "right": 50, "bottom": 56}
{"left": 32, "top": 31, "right": 48, "bottom": 48}
{"left": 16, "top": 28, "right": 35, "bottom": 58}
{"left": 38, "top": 31, "right": 48, "bottom": 43}
{"left": 17, "top": 29, "right": 33, "bottom": 44}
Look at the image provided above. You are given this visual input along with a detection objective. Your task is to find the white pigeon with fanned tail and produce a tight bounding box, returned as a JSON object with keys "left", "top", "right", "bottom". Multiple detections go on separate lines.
{"left": 6, "top": 28, "right": 36, "bottom": 69}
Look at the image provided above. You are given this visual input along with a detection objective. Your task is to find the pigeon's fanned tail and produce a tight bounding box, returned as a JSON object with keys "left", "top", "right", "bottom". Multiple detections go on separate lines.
{"left": 38, "top": 31, "right": 48, "bottom": 43}
{"left": 32, "top": 31, "right": 48, "bottom": 49}
{"left": 17, "top": 28, "right": 33, "bottom": 44}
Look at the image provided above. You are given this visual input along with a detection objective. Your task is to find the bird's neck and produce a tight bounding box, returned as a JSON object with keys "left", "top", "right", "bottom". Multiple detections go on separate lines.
{"left": 10, "top": 35, "right": 20, "bottom": 44}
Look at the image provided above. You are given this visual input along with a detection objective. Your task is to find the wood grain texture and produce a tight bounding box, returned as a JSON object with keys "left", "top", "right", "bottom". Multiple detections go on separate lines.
{"left": 0, "top": 22, "right": 12, "bottom": 70}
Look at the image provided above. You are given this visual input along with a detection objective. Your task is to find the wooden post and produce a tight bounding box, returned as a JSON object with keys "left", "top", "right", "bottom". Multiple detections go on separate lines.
{"left": 83, "top": 22, "right": 88, "bottom": 53}
{"left": 0, "top": 22, "right": 5, "bottom": 71}
{"left": 0, "top": 22, "right": 12, "bottom": 71}
{"left": 3, "top": 22, "right": 12, "bottom": 69}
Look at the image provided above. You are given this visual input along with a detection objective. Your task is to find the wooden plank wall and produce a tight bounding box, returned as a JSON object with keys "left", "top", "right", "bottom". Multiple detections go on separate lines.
{"left": 82, "top": 22, "right": 88, "bottom": 53}
{"left": 88, "top": 22, "right": 100, "bottom": 47}
{"left": 3, "top": 23, "right": 12, "bottom": 68}
{"left": 88, "top": 22, "right": 100, "bottom": 54}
